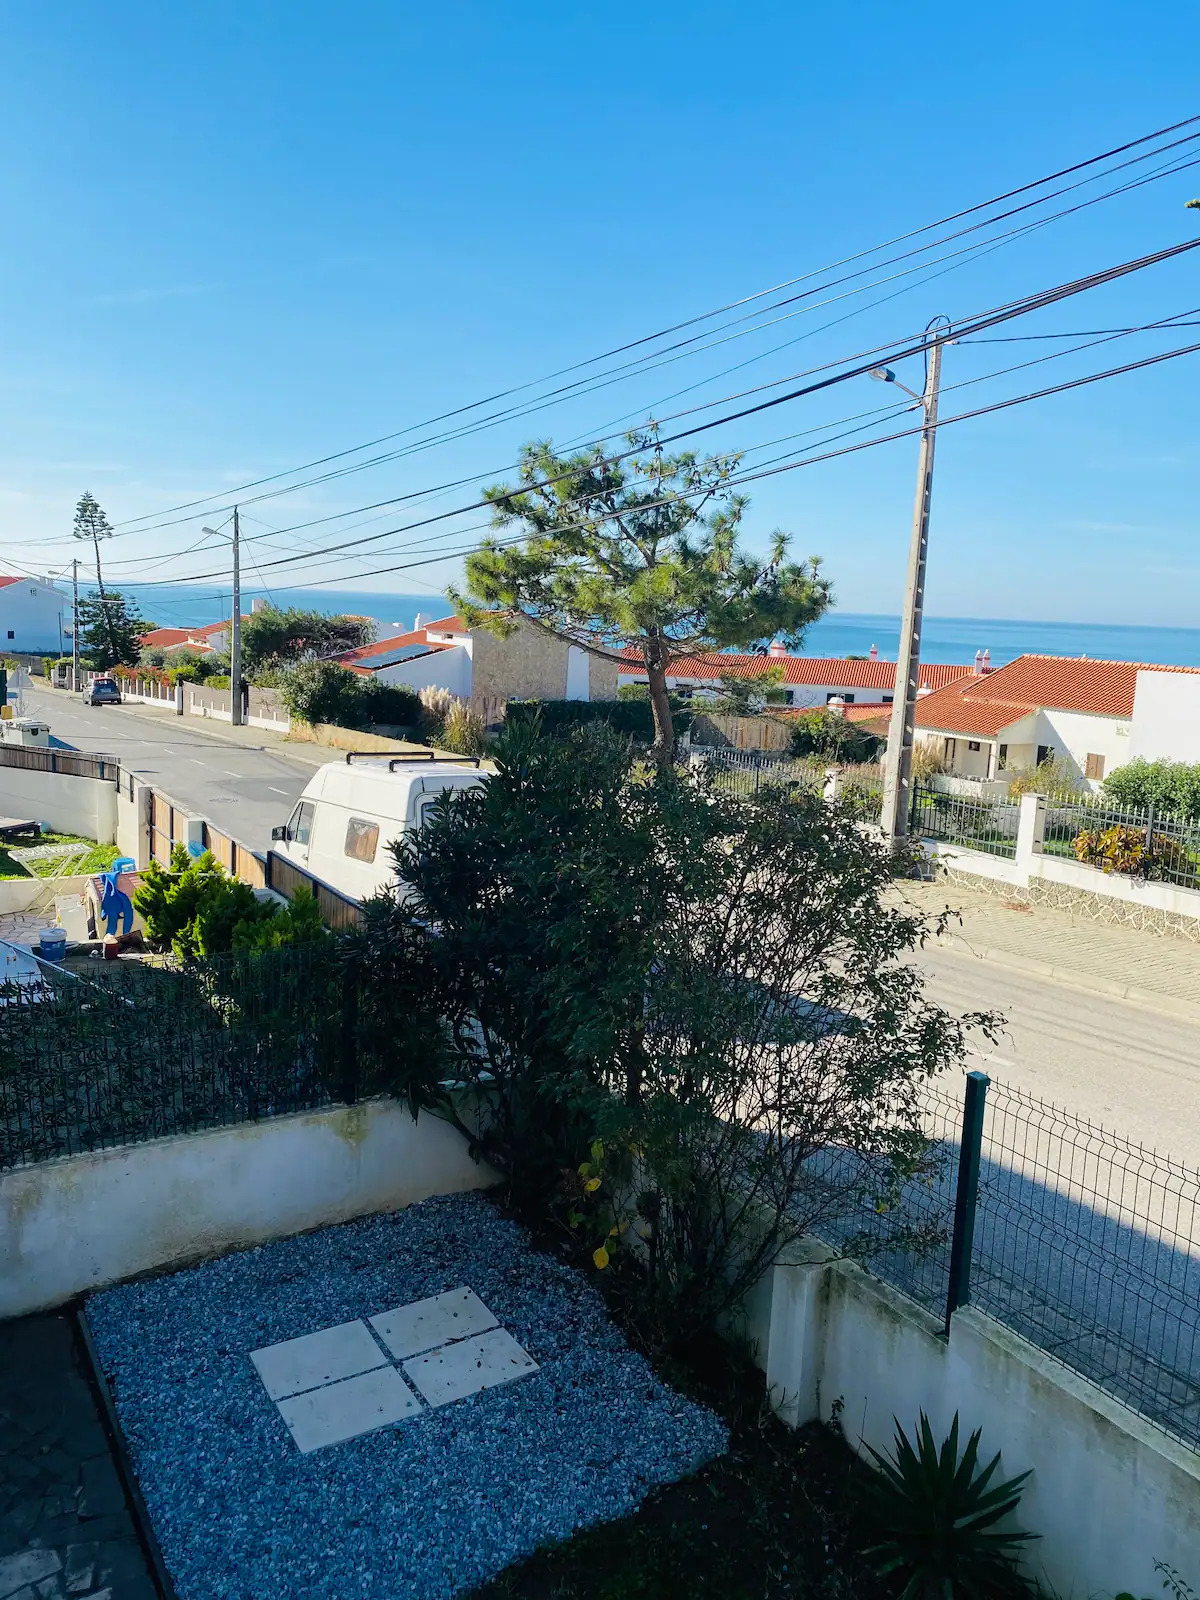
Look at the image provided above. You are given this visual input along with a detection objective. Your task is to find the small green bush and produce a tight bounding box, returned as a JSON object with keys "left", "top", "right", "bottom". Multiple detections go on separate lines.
{"left": 133, "top": 845, "right": 290, "bottom": 958}
{"left": 789, "top": 707, "right": 881, "bottom": 762}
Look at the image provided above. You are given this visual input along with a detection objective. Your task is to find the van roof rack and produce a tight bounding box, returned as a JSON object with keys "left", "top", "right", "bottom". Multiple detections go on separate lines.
{"left": 343, "top": 750, "right": 483, "bottom": 770}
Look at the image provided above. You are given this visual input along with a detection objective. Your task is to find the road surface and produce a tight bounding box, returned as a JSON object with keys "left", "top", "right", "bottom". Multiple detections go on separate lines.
{"left": 25, "top": 685, "right": 311, "bottom": 853}
{"left": 913, "top": 942, "right": 1200, "bottom": 1170}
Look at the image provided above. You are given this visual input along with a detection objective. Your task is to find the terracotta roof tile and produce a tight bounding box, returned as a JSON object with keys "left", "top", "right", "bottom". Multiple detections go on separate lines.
{"left": 914, "top": 653, "right": 1200, "bottom": 737}
{"left": 620, "top": 648, "right": 971, "bottom": 692}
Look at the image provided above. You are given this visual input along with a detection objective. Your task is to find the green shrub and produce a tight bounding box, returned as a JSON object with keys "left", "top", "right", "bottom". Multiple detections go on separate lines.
{"left": 133, "top": 845, "right": 274, "bottom": 958}
{"left": 789, "top": 706, "right": 882, "bottom": 762}
{"left": 274, "top": 660, "right": 420, "bottom": 731}
{"left": 232, "top": 888, "right": 328, "bottom": 952}
{"left": 1103, "top": 758, "right": 1200, "bottom": 822}
{"left": 437, "top": 699, "right": 487, "bottom": 757}
{"left": 1007, "top": 756, "right": 1082, "bottom": 799}
{"left": 505, "top": 697, "right": 694, "bottom": 742}
{"left": 864, "top": 1412, "right": 1036, "bottom": 1598}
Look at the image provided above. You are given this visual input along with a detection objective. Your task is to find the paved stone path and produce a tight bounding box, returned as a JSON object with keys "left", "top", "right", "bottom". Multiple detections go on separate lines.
{"left": 0, "top": 1314, "right": 158, "bottom": 1600}
{"left": 896, "top": 873, "right": 1200, "bottom": 1019}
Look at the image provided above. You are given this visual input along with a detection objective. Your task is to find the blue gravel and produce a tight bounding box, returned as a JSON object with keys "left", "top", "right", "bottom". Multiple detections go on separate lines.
{"left": 86, "top": 1192, "right": 727, "bottom": 1600}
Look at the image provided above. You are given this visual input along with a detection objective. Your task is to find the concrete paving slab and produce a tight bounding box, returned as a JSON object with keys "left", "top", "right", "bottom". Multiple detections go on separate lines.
{"left": 403, "top": 1326, "right": 538, "bottom": 1408}
{"left": 250, "top": 1319, "right": 386, "bottom": 1400}
{"left": 275, "top": 1367, "right": 422, "bottom": 1453}
{"left": 369, "top": 1287, "right": 497, "bottom": 1360}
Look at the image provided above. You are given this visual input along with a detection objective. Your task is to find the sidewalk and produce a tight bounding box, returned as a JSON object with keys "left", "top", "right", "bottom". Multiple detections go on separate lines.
{"left": 895, "top": 873, "right": 1200, "bottom": 1023}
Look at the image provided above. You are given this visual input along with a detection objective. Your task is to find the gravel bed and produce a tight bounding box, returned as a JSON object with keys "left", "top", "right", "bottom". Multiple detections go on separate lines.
{"left": 86, "top": 1192, "right": 727, "bottom": 1600}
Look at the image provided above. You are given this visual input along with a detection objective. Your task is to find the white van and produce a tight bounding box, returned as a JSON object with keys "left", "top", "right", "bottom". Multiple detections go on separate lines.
{"left": 270, "top": 752, "right": 486, "bottom": 901}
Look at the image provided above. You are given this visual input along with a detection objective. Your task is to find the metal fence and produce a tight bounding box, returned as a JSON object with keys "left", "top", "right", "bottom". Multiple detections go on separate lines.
{"left": 910, "top": 782, "right": 1020, "bottom": 859}
{"left": 1041, "top": 793, "right": 1200, "bottom": 890}
{"left": 685, "top": 745, "right": 826, "bottom": 800}
{"left": 0, "top": 945, "right": 384, "bottom": 1170}
{"left": 860, "top": 1072, "right": 1200, "bottom": 1452}
{"left": 0, "top": 744, "right": 118, "bottom": 781}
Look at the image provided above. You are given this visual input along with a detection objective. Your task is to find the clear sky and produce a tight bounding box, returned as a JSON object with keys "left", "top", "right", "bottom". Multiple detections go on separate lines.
{"left": 1, "top": 1, "right": 1198, "bottom": 627}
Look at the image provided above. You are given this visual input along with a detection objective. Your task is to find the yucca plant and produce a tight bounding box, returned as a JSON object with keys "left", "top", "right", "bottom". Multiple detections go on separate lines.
{"left": 864, "top": 1411, "right": 1037, "bottom": 1600}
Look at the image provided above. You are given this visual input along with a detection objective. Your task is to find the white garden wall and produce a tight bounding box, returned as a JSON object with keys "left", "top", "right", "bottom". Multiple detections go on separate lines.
{"left": 0, "top": 1100, "right": 497, "bottom": 1318}
{"left": 0, "top": 765, "right": 117, "bottom": 842}
{"left": 744, "top": 1247, "right": 1200, "bottom": 1598}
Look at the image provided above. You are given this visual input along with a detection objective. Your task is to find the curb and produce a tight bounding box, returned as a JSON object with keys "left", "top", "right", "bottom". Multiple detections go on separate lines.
{"left": 933, "top": 929, "right": 1200, "bottom": 1027}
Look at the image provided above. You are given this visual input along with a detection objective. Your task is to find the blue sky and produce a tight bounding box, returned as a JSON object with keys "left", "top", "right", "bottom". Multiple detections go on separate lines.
{"left": 1, "top": 1, "right": 1198, "bottom": 626}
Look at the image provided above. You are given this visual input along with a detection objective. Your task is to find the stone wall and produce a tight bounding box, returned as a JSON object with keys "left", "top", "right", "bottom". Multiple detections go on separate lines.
{"left": 470, "top": 618, "right": 617, "bottom": 709}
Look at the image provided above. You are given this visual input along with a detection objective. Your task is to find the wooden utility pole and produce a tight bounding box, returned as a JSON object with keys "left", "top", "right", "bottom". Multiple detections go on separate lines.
{"left": 880, "top": 323, "right": 946, "bottom": 843}
{"left": 230, "top": 507, "right": 243, "bottom": 727}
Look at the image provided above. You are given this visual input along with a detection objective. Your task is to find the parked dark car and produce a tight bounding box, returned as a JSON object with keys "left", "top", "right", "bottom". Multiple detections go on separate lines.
{"left": 82, "top": 677, "right": 122, "bottom": 707}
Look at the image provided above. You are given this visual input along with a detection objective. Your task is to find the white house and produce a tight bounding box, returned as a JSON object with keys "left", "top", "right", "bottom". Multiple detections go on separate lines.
{"left": 0, "top": 575, "right": 72, "bottom": 654}
{"left": 334, "top": 614, "right": 616, "bottom": 715}
{"left": 617, "top": 641, "right": 974, "bottom": 707}
{"left": 914, "top": 655, "right": 1200, "bottom": 785}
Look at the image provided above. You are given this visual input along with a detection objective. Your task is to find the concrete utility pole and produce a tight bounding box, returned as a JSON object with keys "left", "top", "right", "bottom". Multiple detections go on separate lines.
{"left": 71, "top": 558, "right": 80, "bottom": 690}
{"left": 230, "top": 506, "right": 243, "bottom": 727}
{"left": 880, "top": 319, "right": 948, "bottom": 843}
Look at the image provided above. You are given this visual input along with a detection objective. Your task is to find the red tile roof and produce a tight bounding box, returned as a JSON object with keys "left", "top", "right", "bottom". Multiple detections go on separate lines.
{"left": 915, "top": 654, "right": 1200, "bottom": 737}
{"left": 335, "top": 614, "right": 466, "bottom": 669}
{"left": 0, "top": 577, "right": 19, "bottom": 590}
{"left": 620, "top": 648, "right": 971, "bottom": 692}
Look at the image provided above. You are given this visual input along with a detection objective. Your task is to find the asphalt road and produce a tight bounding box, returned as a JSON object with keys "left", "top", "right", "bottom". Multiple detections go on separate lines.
{"left": 26, "top": 686, "right": 311, "bottom": 853}
{"left": 913, "top": 942, "right": 1200, "bottom": 1171}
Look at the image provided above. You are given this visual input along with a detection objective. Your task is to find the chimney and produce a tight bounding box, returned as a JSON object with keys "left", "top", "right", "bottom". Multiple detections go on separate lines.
{"left": 413, "top": 613, "right": 425, "bottom": 633}
{"left": 916, "top": 684, "right": 932, "bottom": 698}
{"left": 251, "top": 597, "right": 268, "bottom": 614}
{"left": 973, "top": 650, "right": 984, "bottom": 676}
{"left": 768, "top": 639, "right": 787, "bottom": 659}
{"left": 868, "top": 643, "right": 878, "bottom": 660}
{"left": 981, "top": 649, "right": 991, "bottom": 672}
{"left": 826, "top": 695, "right": 846, "bottom": 716}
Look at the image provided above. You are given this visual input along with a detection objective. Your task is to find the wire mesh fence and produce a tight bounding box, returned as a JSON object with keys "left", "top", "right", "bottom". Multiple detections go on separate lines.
{"left": 859, "top": 1072, "right": 1200, "bottom": 1452}
{"left": 909, "top": 782, "right": 1020, "bottom": 858}
{"left": 0, "top": 945, "right": 385, "bottom": 1171}
{"left": 683, "top": 745, "right": 827, "bottom": 800}
{"left": 1041, "top": 793, "right": 1200, "bottom": 889}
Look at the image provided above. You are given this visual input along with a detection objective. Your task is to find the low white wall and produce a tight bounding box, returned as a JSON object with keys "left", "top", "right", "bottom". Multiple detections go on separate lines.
{"left": 0, "top": 1099, "right": 497, "bottom": 1317}
{"left": 746, "top": 1248, "right": 1200, "bottom": 1597}
{"left": 0, "top": 766, "right": 117, "bottom": 843}
{"left": 0, "top": 877, "right": 41, "bottom": 913}
{"left": 1031, "top": 850, "right": 1200, "bottom": 920}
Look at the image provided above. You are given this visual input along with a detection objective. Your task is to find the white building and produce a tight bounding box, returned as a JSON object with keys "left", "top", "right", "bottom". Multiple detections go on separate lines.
{"left": 0, "top": 575, "right": 72, "bottom": 654}
{"left": 914, "top": 655, "right": 1200, "bottom": 786}
{"left": 617, "top": 641, "right": 974, "bottom": 706}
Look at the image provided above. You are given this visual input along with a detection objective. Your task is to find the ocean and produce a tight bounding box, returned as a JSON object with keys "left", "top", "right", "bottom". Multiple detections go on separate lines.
{"left": 118, "top": 583, "right": 1200, "bottom": 670}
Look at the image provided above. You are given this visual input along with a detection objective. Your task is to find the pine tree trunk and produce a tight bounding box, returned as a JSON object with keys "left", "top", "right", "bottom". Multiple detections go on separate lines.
{"left": 644, "top": 647, "right": 675, "bottom": 771}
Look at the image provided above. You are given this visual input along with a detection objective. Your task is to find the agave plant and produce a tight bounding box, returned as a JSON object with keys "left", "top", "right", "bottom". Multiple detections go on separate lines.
{"left": 864, "top": 1411, "right": 1037, "bottom": 1600}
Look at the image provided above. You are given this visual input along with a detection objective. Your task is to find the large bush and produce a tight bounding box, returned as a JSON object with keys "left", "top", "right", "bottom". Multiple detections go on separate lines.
{"left": 354, "top": 722, "right": 994, "bottom": 1341}
{"left": 274, "top": 660, "right": 421, "bottom": 732}
{"left": 789, "top": 706, "right": 882, "bottom": 762}
{"left": 1103, "top": 757, "right": 1200, "bottom": 822}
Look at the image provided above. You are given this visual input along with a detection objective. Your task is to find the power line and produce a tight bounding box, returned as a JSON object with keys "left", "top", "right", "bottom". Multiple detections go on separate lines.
{"left": 103, "top": 114, "right": 1200, "bottom": 532}
{"left": 115, "top": 240, "right": 1200, "bottom": 594}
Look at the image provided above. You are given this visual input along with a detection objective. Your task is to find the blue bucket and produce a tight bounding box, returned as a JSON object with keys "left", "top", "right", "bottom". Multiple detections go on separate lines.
{"left": 38, "top": 928, "right": 68, "bottom": 962}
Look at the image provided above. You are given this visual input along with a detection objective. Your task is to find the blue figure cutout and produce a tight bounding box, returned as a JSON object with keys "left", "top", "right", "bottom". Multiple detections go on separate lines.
{"left": 99, "top": 870, "right": 134, "bottom": 938}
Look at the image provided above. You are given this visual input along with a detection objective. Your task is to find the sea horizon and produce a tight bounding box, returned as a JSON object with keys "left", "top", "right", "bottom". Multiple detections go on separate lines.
{"left": 114, "top": 582, "right": 1200, "bottom": 670}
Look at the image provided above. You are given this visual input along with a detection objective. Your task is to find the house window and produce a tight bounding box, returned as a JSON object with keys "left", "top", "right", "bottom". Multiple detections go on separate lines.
{"left": 998, "top": 744, "right": 1009, "bottom": 768}
{"left": 1085, "top": 752, "right": 1106, "bottom": 780}
{"left": 5, "top": 631, "right": 12, "bottom": 641}
{"left": 826, "top": 692, "right": 855, "bottom": 704}
{"left": 945, "top": 739, "right": 957, "bottom": 764}
{"left": 967, "top": 740, "right": 981, "bottom": 752}
{"left": 1037, "top": 744, "right": 1055, "bottom": 766}
{"left": 882, "top": 694, "right": 894, "bottom": 703}
{"left": 344, "top": 817, "right": 379, "bottom": 863}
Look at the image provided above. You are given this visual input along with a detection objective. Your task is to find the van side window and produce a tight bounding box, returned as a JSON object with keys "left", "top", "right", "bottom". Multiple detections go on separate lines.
{"left": 287, "top": 801, "right": 314, "bottom": 846}
{"left": 417, "top": 796, "right": 441, "bottom": 831}
{"left": 344, "top": 817, "right": 380, "bottom": 863}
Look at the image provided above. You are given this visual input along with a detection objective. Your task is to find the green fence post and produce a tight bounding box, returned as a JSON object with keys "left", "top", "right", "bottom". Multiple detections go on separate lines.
{"left": 944, "top": 1069, "right": 989, "bottom": 1336}
{"left": 340, "top": 957, "right": 361, "bottom": 1105}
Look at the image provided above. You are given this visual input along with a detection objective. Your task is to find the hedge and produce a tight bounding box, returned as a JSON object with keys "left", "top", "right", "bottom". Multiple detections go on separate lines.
{"left": 504, "top": 698, "right": 694, "bottom": 741}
